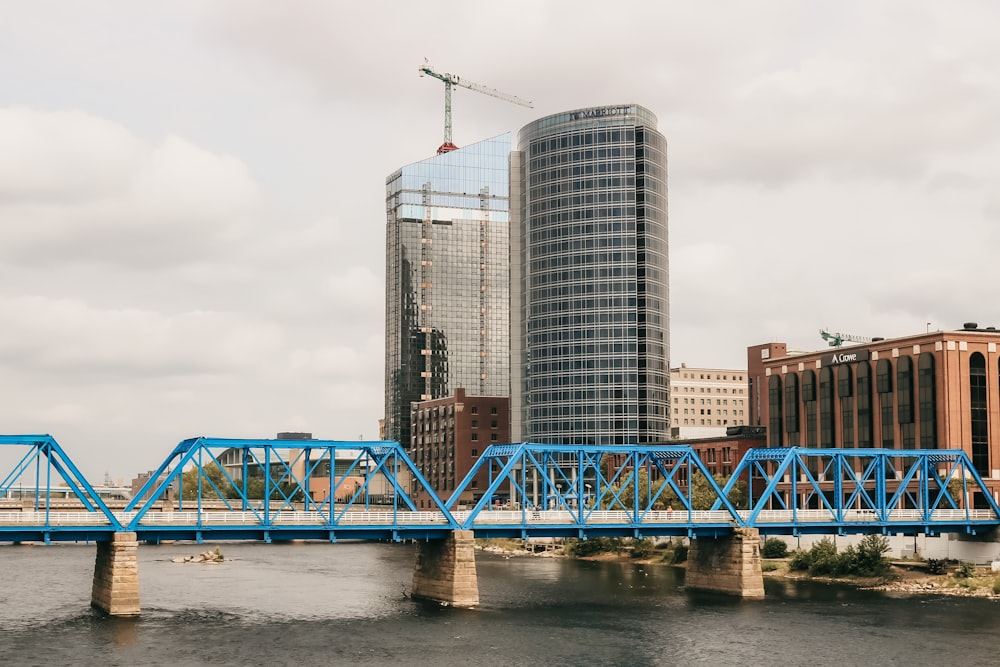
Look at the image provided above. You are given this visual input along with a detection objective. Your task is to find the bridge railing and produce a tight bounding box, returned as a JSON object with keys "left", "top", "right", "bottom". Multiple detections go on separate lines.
{"left": 0, "top": 511, "right": 117, "bottom": 526}
{"left": 116, "top": 510, "right": 454, "bottom": 526}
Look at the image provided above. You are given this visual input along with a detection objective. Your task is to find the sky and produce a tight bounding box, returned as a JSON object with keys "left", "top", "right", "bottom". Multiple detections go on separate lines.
{"left": 2, "top": 1, "right": 999, "bottom": 482}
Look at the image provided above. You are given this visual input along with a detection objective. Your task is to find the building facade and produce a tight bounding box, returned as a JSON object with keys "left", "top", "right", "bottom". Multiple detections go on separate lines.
{"left": 748, "top": 324, "right": 1000, "bottom": 506}
{"left": 410, "top": 388, "right": 511, "bottom": 508}
{"left": 670, "top": 364, "right": 749, "bottom": 439}
{"left": 384, "top": 134, "right": 512, "bottom": 445}
{"left": 511, "top": 104, "right": 670, "bottom": 445}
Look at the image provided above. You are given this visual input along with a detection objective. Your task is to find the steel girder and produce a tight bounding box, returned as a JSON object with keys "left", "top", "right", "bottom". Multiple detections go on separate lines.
{"left": 717, "top": 447, "right": 1000, "bottom": 536}
{"left": 124, "top": 437, "right": 458, "bottom": 541}
{"left": 0, "top": 434, "right": 123, "bottom": 541}
{"left": 447, "top": 442, "right": 743, "bottom": 538}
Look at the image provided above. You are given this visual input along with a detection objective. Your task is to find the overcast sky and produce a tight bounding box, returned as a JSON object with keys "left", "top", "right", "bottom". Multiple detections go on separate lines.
{"left": 2, "top": 1, "right": 998, "bottom": 482}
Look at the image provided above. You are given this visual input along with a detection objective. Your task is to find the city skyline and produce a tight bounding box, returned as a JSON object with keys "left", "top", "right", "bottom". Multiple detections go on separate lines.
{"left": 2, "top": 2, "right": 1000, "bottom": 480}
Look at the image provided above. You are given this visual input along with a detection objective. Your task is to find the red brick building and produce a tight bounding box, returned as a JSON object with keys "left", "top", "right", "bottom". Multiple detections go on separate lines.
{"left": 410, "top": 389, "right": 511, "bottom": 509}
{"left": 748, "top": 323, "right": 1000, "bottom": 507}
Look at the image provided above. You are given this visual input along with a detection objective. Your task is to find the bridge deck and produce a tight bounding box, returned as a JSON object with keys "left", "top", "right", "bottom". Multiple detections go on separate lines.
{"left": 2, "top": 508, "right": 996, "bottom": 543}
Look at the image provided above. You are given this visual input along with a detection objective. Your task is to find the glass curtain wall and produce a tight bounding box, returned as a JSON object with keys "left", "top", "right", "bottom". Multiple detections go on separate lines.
{"left": 384, "top": 134, "right": 511, "bottom": 445}
{"left": 513, "top": 105, "right": 669, "bottom": 445}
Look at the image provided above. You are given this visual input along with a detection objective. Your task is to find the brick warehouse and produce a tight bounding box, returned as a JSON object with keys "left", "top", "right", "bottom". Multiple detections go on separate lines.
{"left": 748, "top": 322, "right": 1000, "bottom": 507}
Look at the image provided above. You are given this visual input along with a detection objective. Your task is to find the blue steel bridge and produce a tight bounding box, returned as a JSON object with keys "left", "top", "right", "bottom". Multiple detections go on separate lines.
{"left": 2, "top": 434, "right": 999, "bottom": 545}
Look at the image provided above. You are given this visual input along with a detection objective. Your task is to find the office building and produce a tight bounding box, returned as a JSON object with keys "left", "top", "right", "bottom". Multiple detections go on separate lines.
{"left": 670, "top": 364, "right": 749, "bottom": 438}
{"left": 749, "top": 323, "right": 1000, "bottom": 506}
{"left": 511, "top": 105, "right": 670, "bottom": 444}
{"left": 384, "top": 134, "right": 512, "bottom": 445}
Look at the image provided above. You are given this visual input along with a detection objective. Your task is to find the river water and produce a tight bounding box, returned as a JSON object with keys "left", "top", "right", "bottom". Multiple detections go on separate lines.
{"left": 1, "top": 541, "right": 998, "bottom": 666}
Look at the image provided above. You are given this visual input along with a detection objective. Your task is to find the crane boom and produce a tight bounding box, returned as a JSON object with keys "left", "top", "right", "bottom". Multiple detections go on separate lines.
{"left": 419, "top": 61, "right": 533, "bottom": 153}
{"left": 819, "top": 329, "right": 872, "bottom": 347}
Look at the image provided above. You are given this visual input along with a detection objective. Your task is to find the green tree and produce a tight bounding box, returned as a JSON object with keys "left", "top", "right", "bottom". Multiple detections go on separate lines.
{"left": 180, "top": 463, "right": 236, "bottom": 500}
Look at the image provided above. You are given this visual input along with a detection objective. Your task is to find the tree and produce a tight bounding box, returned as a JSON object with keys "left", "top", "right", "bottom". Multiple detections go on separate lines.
{"left": 180, "top": 463, "right": 236, "bottom": 500}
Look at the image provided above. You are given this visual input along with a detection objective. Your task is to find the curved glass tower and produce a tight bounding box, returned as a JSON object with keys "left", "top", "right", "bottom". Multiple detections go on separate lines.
{"left": 511, "top": 105, "right": 669, "bottom": 445}
{"left": 384, "top": 134, "right": 511, "bottom": 445}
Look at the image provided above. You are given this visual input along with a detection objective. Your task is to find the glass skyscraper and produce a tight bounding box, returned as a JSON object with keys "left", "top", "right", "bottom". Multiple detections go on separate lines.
{"left": 511, "top": 105, "right": 670, "bottom": 445}
{"left": 384, "top": 134, "right": 511, "bottom": 445}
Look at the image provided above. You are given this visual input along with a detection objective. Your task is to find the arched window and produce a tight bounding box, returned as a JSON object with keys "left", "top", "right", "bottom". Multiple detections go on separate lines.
{"left": 838, "top": 365, "right": 854, "bottom": 448}
{"left": 971, "top": 353, "right": 988, "bottom": 474}
{"left": 768, "top": 375, "right": 783, "bottom": 447}
{"left": 819, "top": 367, "right": 835, "bottom": 447}
{"left": 802, "top": 370, "right": 817, "bottom": 447}
{"left": 918, "top": 353, "right": 937, "bottom": 449}
{"left": 784, "top": 373, "right": 800, "bottom": 446}
{"left": 897, "top": 357, "right": 915, "bottom": 447}
{"left": 857, "top": 362, "right": 873, "bottom": 447}
{"left": 876, "top": 359, "right": 894, "bottom": 448}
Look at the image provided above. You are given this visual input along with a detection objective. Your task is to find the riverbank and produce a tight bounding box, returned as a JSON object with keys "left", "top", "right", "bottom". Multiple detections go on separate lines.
{"left": 476, "top": 540, "right": 1000, "bottom": 599}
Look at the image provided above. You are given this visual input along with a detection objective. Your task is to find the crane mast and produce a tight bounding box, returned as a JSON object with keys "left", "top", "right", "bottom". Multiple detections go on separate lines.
{"left": 419, "top": 61, "right": 533, "bottom": 154}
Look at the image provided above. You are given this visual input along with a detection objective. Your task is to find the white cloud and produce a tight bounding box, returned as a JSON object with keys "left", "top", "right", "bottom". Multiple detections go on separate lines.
{"left": 0, "top": 107, "right": 260, "bottom": 268}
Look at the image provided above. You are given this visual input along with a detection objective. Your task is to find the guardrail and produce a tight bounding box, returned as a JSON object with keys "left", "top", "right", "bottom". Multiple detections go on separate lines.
{"left": 1, "top": 508, "right": 997, "bottom": 532}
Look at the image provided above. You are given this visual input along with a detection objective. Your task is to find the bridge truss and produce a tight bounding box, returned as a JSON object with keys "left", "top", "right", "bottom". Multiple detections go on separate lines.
{"left": 2, "top": 436, "right": 1000, "bottom": 544}
{"left": 124, "top": 437, "right": 458, "bottom": 542}
{"left": 718, "top": 447, "right": 1000, "bottom": 536}
{"left": 0, "top": 434, "right": 124, "bottom": 542}
{"left": 448, "top": 443, "right": 742, "bottom": 538}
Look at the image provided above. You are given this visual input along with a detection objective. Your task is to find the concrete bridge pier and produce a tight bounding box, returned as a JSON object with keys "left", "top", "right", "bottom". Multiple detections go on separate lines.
{"left": 91, "top": 532, "right": 141, "bottom": 616}
{"left": 411, "top": 530, "right": 479, "bottom": 607}
{"left": 685, "top": 528, "right": 765, "bottom": 598}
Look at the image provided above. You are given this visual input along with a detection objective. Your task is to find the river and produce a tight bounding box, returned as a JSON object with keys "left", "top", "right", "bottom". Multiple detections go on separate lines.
{"left": 0, "top": 541, "right": 998, "bottom": 666}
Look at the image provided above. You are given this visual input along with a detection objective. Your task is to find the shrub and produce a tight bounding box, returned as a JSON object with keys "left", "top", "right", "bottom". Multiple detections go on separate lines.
{"left": 761, "top": 538, "right": 789, "bottom": 559}
{"left": 631, "top": 538, "right": 655, "bottom": 559}
{"left": 761, "top": 562, "right": 779, "bottom": 572}
{"left": 565, "top": 537, "right": 623, "bottom": 556}
{"left": 927, "top": 558, "right": 948, "bottom": 575}
{"left": 956, "top": 561, "right": 977, "bottom": 579}
{"left": 853, "top": 534, "right": 892, "bottom": 577}
{"left": 788, "top": 549, "right": 812, "bottom": 572}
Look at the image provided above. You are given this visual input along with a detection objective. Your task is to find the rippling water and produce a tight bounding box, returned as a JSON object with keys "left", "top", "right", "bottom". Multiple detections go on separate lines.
{"left": 1, "top": 541, "right": 998, "bottom": 666}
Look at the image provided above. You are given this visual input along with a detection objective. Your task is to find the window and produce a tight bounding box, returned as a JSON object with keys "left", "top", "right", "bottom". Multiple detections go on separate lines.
{"left": 877, "top": 359, "right": 894, "bottom": 448}
{"left": 839, "top": 365, "right": 854, "bottom": 448}
{"left": 471, "top": 449, "right": 479, "bottom": 457}
{"left": 918, "top": 353, "right": 937, "bottom": 449}
{"left": 471, "top": 406, "right": 478, "bottom": 414}
{"left": 490, "top": 434, "right": 498, "bottom": 441}
{"left": 803, "top": 370, "right": 817, "bottom": 447}
{"left": 768, "top": 375, "right": 783, "bottom": 447}
{"left": 972, "top": 353, "right": 987, "bottom": 474}
{"left": 897, "top": 356, "right": 915, "bottom": 448}
{"left": 857, "top": 362, "right": 873, "bottom": 447}
{"left": 784, "top": 374, "right": 800, "bottom": 446}
{"left": 491, "top": 406, "right": 498, "bottom": 415}
{"left": 471, "top": 433, "right": 479, "bottom": 441}
{"left": 820, "top": 367, "right": 835, "bottom": 447}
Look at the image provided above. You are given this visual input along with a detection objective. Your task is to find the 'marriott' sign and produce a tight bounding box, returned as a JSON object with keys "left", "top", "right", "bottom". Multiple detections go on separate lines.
{"left": 570, "top": 106, "right": 632, "bottom": 120}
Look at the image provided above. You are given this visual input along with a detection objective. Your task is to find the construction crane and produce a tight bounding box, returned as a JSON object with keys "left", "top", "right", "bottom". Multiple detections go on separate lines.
{"left": 819, "top": 329, "right": 872, "bottom": 347}
{"left": 419, "top": 60, "right": 533, "bottom": 154}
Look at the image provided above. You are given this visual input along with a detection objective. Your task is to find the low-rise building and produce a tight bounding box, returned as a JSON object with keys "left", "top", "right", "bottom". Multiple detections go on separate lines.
{"left": 748, "top": 322, "right": 1000, "bottom": 507}
{"left": 670, "top": 364, "right": 749, "bottom": 439}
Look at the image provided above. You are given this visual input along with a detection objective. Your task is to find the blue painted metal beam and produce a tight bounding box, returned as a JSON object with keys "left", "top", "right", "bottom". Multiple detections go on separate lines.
{"left": 3, "top": 438, "right": 999, "bottom": 543}
{"left": 0, "top": 435, "right": 123, "bottom": 536}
